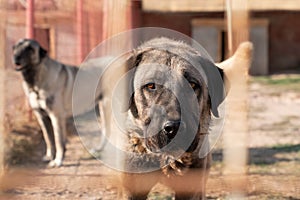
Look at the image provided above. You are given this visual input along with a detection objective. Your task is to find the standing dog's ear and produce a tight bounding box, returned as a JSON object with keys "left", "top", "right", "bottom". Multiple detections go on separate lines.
{"left": 207, "top": 41, "right": 253, "bottom": 117}
{"left": 216, "top": 41, "right": 253, "bottom": 86}
{"left": 198, "top": 57, "right": 227, "bottom": 118}
{"left": 39, "top": 46, "right": 47, "bottom": 59}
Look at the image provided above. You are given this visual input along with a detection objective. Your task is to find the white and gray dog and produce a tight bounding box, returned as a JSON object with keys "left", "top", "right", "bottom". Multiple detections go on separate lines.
{"left": 12, "top": 39, "right": 109, "bottom": 167}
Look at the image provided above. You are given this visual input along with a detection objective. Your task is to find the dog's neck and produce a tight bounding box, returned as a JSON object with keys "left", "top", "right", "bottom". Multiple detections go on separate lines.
{"left": 21, "top": 56, "right": 47, "bottom": 89}
{"left": 21, "top": 65, "right": 37, "bottom": 88}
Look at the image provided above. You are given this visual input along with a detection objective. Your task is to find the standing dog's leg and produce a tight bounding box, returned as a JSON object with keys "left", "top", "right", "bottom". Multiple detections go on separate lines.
{"left": 33, "top": 109, "right": 55, "bottom": 161}
{"left": 48, "top": 113, "right": 67, "bottom": 167}
{"left": 97, "top": 101, "right": 107, "bottom": 151}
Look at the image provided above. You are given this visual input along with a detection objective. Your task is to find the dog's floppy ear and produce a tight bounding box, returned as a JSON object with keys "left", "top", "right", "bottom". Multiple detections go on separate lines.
{"left": 121, "top": 51, "right": 141, "bottom": 118}
{"left": 198, "top": 57, "right": 227, "bottom": 118}
{"left": 126, "top": 57, "right": 138, "bottom": 118}
{"left": 127, "top": 91, "right": 139, "bottom": 118}
{"left": 39, "top": 46, "right": 47, "bottom": 59}
{"left": 123, "top": 47, "right": 156, "bottom": 117}
{"left": 123, "top": 47, "right": 162, "bottom": 117}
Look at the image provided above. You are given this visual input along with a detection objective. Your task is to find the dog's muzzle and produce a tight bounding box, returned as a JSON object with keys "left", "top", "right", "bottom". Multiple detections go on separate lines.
{"left": 13, "top": 56, "right": 27, "bottom": 71}
{"left": 13, "top": 55, "right": 21, "bottom": 65}
{"left": 145, "top": 120, "right": 187, "bottom": 153}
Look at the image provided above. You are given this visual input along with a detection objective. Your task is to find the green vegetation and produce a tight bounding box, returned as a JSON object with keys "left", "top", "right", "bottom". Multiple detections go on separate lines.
{"left": 251, "top": 75, "right": 300, "bottom": 85}
{"left": 251, "top": 75, "right": 300, "bottom": 93}
{"left": 248, "top": 144, "right": 300, "bottom": 175}
{"left": 271, "top": 144, "right": 300, "bottom": 153}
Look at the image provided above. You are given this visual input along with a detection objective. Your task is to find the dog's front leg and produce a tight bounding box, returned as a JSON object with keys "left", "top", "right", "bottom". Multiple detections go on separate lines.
{"left": 48, "top": 112, "right": 67, "bottom": 167}
{"left": 33, "top": 109, "right": 55, "bottom": 161}
{"left": 97, "top": 100, "right": 107, "bottom": 151}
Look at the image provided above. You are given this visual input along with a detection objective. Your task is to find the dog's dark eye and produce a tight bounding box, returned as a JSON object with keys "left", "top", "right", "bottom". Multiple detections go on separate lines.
{"left": 145, "top": 83, "right": 156, "bottom": 90}
{"left": 189, "top": 81, "right": 198, "bottom": 90}
{"left": 25, "top": 46, "right": 33, "bottom": 51}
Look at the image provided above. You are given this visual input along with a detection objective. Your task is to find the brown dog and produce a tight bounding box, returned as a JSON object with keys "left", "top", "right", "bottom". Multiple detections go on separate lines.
{"left": 112, "top": 37, "right": 253, "bottom": 199}
{"left": 112, "top": 37, "right": 229, "bottom": 199}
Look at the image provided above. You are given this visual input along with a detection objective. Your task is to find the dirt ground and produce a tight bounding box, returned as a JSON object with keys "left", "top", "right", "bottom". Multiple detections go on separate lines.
{"left": 1, "top": 74, "right": 300, "bottom": 200}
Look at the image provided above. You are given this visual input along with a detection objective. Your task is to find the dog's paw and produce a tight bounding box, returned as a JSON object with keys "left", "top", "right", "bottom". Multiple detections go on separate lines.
{"left": 42, "top": 155, "right": 53, "bottom": 162}
{"left": 47, "top": 159, "right": 63, "bottom": 168}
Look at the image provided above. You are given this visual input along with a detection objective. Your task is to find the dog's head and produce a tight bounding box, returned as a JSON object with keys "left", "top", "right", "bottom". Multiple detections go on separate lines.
{"left": 125, "top": 38, "right": 226, "bottom": 154}
{"left": 12, "top": 39, "right": 47, "bottom": 71}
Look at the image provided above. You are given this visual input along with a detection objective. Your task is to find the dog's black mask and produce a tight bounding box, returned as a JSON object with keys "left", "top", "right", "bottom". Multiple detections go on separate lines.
{"left": 12, "top": 39, "right": 47, "bottom": 71}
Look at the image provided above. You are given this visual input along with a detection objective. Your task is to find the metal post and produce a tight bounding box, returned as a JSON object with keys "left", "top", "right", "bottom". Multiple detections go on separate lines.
{"left": 0, "top": 68, "right": 5, "bottom": 179}
{"left": 102, "top": 0, "right": 109, "bottom": 41}
{"left": 26, "top": 0, "right": 34, "bottom": 120}
{"left": 26, "top": 0, "right": 34, "bottom": 39}
{"left": 77, "top": 0, "right": 84, "bottom": 64}
{"left": 223, "top": 0, "right": 250, "bottom": 198}
{"left": 0, "top": 16, "right": 5, "bottom": 180}
{"left": 226, "top": 0, "right": 233, "bottom": 56}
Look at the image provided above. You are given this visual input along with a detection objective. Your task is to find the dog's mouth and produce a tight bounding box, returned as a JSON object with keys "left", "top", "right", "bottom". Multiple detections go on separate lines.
{"left": 13, "top": 59, "right": 28, "bottom": 71}
{"left": 144, "top": 130, "right": 170, "bottom": 153}
{"left": 14, "top": 64, "right": 27, "bottom": 71}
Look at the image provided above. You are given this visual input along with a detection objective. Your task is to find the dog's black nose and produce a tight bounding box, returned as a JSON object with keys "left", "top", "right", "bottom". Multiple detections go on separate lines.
{"left": 14, "top": 61, "right": 20, "bottom": 65}
{"left": 13, "top": 56, "right": 21, "bottom": 65}
{"left": 163, "top": 121, "right": 181, "bottom": 138}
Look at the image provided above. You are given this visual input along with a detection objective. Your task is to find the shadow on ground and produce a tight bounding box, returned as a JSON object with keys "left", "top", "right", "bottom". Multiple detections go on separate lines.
{"left": 212, "top": 144, "right": 300, "bottom": 165}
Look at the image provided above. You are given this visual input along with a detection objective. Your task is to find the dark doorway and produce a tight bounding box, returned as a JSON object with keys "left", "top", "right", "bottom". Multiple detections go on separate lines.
{"left": 34, "top": 28, "right": 50, "bottom": 53}
{"left": 220, "top": 30, "right": 228, "bottom": 61}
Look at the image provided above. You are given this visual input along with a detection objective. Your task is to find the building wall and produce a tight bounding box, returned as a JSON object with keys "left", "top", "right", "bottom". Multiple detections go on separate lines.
{"left": 252, "top": 11, "right": 300, "bottom": 73}
{"left": 55, "top": 23, "right": 78, "bottom": 65}
{"left": 142, "top": 12, "right": 223, "bottom": 37}
{"left": 142, "top": 11, "right": 300, "bottom": 73}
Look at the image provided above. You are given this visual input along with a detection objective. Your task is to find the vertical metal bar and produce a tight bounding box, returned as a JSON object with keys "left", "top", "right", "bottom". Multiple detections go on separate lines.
{"left": 26, "top": 0, "right": 34, "bottom": 39}
{"left": 223, "top": 0, "right": 250, "bottom": 198}
{"left": 100, "top": 0, "right": 140, "bottom": 188}
{"left": 0, "top": 22, "right": 6, "bottom": 176}
{"left": 0, "top": 67, "right": 4, "bottom": 178}
{"left": 26, "top": 0, "right": 34, "bottom": 120}
{"left": 102, "top": 0, "right": 109, "bottom": 41}
{"left": 226, "top": 0, "right": 233, "bottom": 56}
{"left": 77, "top": 0, "right": 84, "bottom": 64}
